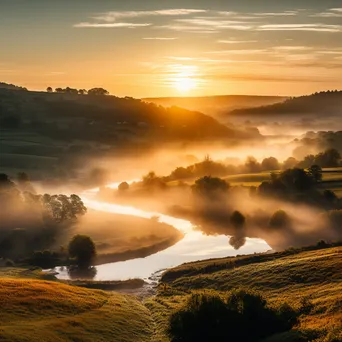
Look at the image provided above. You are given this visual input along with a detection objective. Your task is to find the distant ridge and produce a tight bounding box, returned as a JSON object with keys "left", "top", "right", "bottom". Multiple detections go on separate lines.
{"left": 228, "top": 90, "right": 342, "bottom": 117}
{"left": 0, "top": 82, "right": 27, "bottom": 91}
{"left": 142, "top": 95, "right": 287, "bottom": 116}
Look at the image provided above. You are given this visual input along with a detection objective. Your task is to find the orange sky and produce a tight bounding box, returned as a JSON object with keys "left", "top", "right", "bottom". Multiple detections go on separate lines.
{"left": 1, "top": 1, "right": 342, "bottom": 97}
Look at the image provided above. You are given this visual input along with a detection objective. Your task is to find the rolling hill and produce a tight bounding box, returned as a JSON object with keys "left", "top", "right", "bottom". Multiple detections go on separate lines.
{"left": 143, "top": 95, "right": 286, "bottom": 118}
{"left": 0, "top": 277, "right": 154, "bottom": 342}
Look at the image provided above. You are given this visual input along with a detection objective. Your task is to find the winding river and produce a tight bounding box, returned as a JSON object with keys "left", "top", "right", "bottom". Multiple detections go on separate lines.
{"left": 55, "top": 184, "right": 271, "bottom": 282}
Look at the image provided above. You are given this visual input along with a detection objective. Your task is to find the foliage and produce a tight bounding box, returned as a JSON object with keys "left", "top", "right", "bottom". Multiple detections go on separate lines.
{"left": 88, "top": 87, "right": 110, "bottom": 96}
{"left": 308, "top": 165, "right": 323, "bottom": 182}
{"left": 192, "top": 176, "right": 229, "bottom": 199}
{"left": 167, "top": 289, "right": 298, "bottom": 342}
{"left": 230, "top": 210, "right": 246, "bottom": 229}
{"left": 68, "top": 234, "right": 96, "bottom": 267}
{"left": 269, "top": 210, "right": 291, "bottom": 229}
{"left": 118, "top": 181, "right": 130, "bottom": 191}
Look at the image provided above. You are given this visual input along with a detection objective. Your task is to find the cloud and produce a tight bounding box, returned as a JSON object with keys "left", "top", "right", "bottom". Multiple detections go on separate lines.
{"left": 143, "top": 37, "right": 178, "bottom": 40}
{"left": 94, "top": 9, "right": 207, "bottom": 22}
{"left": 217, "top": 39, "right": 258, "bottom": 44}
{"left": 202, "top": 73, "right": 329, "bottom": 83}
{"left": 257, "top": 24, "right": 342, "bottom": 32}
{"left": 311, "top": 8, "right": 342, "bottom": 18}
{"left": 272, "top": 46, "right": 312, "bottom": 51}
{"left": 175, "top": 18, "right": 254, "bottom": 30}
{"left": 252, "top": 11, "right": 299, "bottom": 16}
{"left": 74, "top": 22, "right": 151, "bottom": 28}
{"left": 206, "top": 49, "right": 268, "bottom": 55}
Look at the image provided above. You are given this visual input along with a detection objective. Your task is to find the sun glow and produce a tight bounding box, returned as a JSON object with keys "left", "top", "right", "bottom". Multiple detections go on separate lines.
{"left": 168, "top": 64, "right": 199, "bottom": 93}
{"left": 174, "top": 77, "right": 196, "bottom": 92}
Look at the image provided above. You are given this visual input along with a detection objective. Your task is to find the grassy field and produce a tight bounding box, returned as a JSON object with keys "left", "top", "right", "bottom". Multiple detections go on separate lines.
{"left": 1, "top": 246, "right": 341, "bottom": 341}
{"left": 0, "top": 277, "right": 154, "bottom": 342}
{"left": 164, "top": 168, "right": 342, "bottom": 193}
{"left": 146, "top": 246, "right": 342, "bottom": 342}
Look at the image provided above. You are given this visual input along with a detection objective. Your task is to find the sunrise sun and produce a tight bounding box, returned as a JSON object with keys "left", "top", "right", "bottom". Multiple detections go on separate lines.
{"left": 174, "top": 77, "right": 196, "bottom": 92}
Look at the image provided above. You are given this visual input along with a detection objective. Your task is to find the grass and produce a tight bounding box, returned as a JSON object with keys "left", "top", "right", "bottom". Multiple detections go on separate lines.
{"left": 1, "top": 246, "right": 341, "bottom": 341}
{"left": 0, "top": 278, "right": 154, "bottom": 342}
{"left": 146, "top": 246, "right": 342, "bottom": 342}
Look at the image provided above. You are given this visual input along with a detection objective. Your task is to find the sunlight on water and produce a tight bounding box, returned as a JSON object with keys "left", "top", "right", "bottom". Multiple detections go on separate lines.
{"left": 55, "top": 183, "right": 271, "bottom": 281}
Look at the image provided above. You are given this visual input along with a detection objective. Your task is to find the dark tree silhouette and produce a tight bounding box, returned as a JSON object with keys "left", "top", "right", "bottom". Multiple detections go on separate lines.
{"left": 269, "top": 210, "right": 290, "bottom": 229}
{"left": 88, "top": 88, "right": 109, "bottom": 96}
{"left": 118, "top": 182, "right": 129, "bottom": 191}
{"left": 68, "top": 234, "right": 96, "bottom": 268}
{"left": 308, "top": 165, "right": 322, "bottom": 183}
{"left": 230, "top": 211, "right": 245, "bottom": 229}
{"left": 46, "top": 87, "right": 53, "bottom": 93}
{"left": 261, "top": 157, "right": 280, "bottom": 171}
{"left": 167, "top": 290, "right": 298, "bottom": 342}
{"left": 192, "top": 176, "right": 229, "bottom": 199}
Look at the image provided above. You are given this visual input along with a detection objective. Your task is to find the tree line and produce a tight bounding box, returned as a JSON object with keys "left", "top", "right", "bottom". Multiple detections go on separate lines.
{"left": 46, "top": 87, "right": 109, "bottom": 96}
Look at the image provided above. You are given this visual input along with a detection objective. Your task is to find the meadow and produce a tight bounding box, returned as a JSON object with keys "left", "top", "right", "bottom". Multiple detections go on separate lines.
{"left": 0, "top": 277, "right": 154, "bottom": 342}
{"left": 147, "top": 245, "right": 342, "bottom": 342}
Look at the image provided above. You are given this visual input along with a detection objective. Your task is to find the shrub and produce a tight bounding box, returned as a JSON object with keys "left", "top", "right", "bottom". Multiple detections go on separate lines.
{"left": 167, "top": 289, "right": 298, "bottom": 342}
{"left": 68, "top": 235, "right": 96, "bottom": 268}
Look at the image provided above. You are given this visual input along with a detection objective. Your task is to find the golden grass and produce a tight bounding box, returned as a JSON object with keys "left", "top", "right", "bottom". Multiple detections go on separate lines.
{"left": 0, "top": 278, "right": 154, "bottom": 342}
{"left": 149, "top": 247, "right": 342, "bottom": 341}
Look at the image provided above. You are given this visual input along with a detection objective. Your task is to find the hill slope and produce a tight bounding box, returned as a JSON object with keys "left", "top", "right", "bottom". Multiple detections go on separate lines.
{"left": 146, "top": 246, "right": 342, "bottom": 342}
{"left": 0, "top": 278, "right": 154, "bottom": 342}
{"left": 229, "top": 91, "right": 342, "bottom": 118}
{"left": 143, "top": 95, "right": 286, "bottom": 117}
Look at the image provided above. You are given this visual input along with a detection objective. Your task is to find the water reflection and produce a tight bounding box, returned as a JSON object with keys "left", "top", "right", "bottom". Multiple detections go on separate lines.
{"left": 67, "top": 266, "right": 97, "bottom": 280}
{"left": 54, "top": 188, "right": 271, "bottom": 282}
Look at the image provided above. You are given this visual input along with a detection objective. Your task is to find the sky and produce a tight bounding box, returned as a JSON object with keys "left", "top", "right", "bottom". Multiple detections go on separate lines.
{"left": 1, "top": 0, "right": 342, "bottom": 97}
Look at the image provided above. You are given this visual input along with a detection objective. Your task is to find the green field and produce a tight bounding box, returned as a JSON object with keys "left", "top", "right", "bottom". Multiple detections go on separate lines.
{"left": 165, "top": 168, "right": 342, "bottom": 191}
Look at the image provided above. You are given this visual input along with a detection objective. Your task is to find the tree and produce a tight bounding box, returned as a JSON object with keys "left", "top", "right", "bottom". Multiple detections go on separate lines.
{"left": 88, "top": 88, "right": 109, "bottom": 96}
{"left": 46, "top": 87, "right": 53, "bottom": 93}
{"left": 68, "top": 235, "right": 96, "bottom": 268}
{"left": 41, "top": 194, "right": 87, "bottom": 222}
{"left": 230, "top": 211, "right": 245, "bottom": 229}
{"left": 307, "top": 165, "right": 322, "bottom": 183}
{"left": 192, "top": 176, "right": 229, "bottom": 199}
{"left": 282, "top": 157, "right": 298, "bottom": 170}
{"left": 269, "top": 210, "right": 290, "bottom": 229}
{"left": 261, "top": 157, "right": 280, "bottom": 171}
{"left": 78, "top": 89, "right": 87, "bottom": 95}
{"left": 167, "top": 289, "right": 298, "bottom": 342}
{"left": 314, "top": 149, "right": 341, "bottom": 168}
{"left": 118, "top": 181, "right": 129, "bottom": 191}
{"left": 245, "top": 156, "right": 261, "bottom": 173}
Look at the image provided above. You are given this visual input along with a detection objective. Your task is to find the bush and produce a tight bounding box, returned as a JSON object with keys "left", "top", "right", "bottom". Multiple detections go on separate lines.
{"left": 68, "top": 235, "right": 96, "bottom": 268}
{"left": 167, "top": 289, "right": 298, "bottom": 342}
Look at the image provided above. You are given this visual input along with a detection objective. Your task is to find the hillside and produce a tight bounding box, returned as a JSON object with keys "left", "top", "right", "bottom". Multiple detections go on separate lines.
{"left": 0, "top": 277, "right": 154, "bottom": 342}
{"left": 0, "top": 88, "right": 260, "bottom": 181}
{"left": 146, "top": 245, "right": 342, "bottom": 342}
{"left": 229, "top": 91, "right": 342, "bottom": 118}
{"left": 143, "top": 95, "right": 286, "bottom": 118}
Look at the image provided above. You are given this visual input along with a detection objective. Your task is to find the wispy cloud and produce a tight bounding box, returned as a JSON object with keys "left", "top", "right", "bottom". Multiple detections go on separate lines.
{"left": 311, "top": 8, "right": 342, "bottom": 18}
{"left": 94, "top": 9, "right": 206, "bottom": 22}
{"left": 202, "top": 73, "right": 328, "bottom": 82}
{"left": 217, "top": 39, "right": 258, "bottom": 44}
{"left": 175, "top": 18, "right": 254, "bottom": 30}
{"left": 253, "top": 11, "right": 299, "bottom": 16}
{"left": 143, "top": 37, "right": 178, "bottom": 40}
{"left": 74, "top": 22, "right": 151, "bottom": 28}
{"left": 257, "top": 24, "right": 342, "bottom": 32}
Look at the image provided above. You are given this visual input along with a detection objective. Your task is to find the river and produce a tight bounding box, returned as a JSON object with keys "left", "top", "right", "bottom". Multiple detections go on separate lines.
{"left": 55, "top": 184, "right": 271, "bottom": 282}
